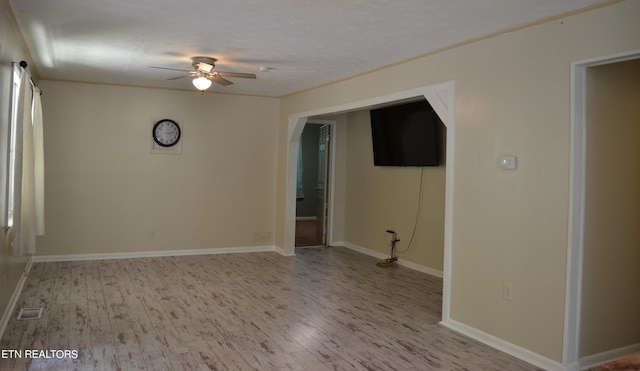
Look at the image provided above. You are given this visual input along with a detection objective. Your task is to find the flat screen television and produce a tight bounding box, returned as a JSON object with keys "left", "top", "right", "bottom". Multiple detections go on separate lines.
{"left": 370, "top": 100, "right": 441, "bottom": 167}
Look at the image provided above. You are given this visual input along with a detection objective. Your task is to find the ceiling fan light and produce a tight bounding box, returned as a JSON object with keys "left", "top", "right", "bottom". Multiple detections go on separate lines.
{"left": 192, "top": 76, "right": 212, "bottom": 91}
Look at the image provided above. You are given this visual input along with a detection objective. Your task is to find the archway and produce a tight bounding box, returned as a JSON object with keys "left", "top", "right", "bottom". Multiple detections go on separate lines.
{"left": 284, "top": 81, "right": 457, "bottom": 320}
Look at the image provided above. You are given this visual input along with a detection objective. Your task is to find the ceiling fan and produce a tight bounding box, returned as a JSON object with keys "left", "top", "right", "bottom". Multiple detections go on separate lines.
{"left": 150, "top": 56, "right": 256, "bottom": 92}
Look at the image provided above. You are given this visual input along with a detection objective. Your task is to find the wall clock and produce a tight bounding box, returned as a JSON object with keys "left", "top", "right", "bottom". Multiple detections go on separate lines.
{"left": 152, "top": 119, "right": 181, "bottom": 147}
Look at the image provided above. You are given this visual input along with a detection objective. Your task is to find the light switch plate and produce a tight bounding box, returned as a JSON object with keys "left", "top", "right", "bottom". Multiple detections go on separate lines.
{"left": 499, "top": 155, "right": 517, "bottom": 170}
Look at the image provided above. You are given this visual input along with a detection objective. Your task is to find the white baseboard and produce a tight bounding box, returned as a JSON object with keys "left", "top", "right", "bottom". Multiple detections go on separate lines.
{"left": 580, "top": 342, "right": 640, "bottom": 369}
{"left": 337, "top": 241, "right": 443, "bottom": 278}
{"left": 0, "top": 257, "right": 33, "bottom": 342}
{"left": 274, "top": 245, "right": 295, "bottom": 256}
{"left": 32, "top": 245, "right": 277, "bottom": 262}
{"left": 440, "top": 318, "right": 566, "bottom": 371}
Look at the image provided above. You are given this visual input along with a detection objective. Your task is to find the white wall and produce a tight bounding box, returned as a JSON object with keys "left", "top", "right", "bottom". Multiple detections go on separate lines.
{"left": 37, "top": 81, "right": 279, "bottom": 256}
{"left": 277, "top": 0, "right": 640, "bottom": 362}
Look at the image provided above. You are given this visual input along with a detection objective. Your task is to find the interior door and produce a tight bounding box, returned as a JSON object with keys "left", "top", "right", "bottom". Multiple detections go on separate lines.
{"left": 315, "top": 125, "right": 330, "bottom": 245}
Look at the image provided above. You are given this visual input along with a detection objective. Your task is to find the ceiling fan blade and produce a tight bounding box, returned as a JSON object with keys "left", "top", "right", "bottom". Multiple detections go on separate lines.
{"left": 216, "top": 71, "right": 257, "bottom": 79}
{"left": 149, "top": 66, "right": 192, "bottom": 73}
{"left": 166, "top": 74, "right": 191, "bottom": 80}
{"left": 211, "top": 75, "right": 233, "bottom": 86}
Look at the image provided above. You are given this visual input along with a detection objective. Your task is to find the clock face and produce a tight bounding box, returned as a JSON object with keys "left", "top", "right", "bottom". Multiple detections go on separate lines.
{"left": 153, "top": 119, "right": 181, "bottom": 147}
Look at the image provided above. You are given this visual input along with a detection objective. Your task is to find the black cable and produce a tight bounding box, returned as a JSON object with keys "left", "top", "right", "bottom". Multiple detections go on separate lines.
{"left": 397, "top": 167, "right": 424, "bottom": 254}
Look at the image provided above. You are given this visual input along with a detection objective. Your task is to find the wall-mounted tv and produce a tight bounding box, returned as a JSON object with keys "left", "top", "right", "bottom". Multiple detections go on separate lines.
{"left": 370, "top": 100, "right": 441, "bottom": 167}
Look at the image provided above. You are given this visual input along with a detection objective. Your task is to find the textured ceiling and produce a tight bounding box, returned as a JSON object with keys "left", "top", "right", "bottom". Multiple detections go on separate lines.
{"left": 10, "top": 0, "right": 608, "bottom": 97}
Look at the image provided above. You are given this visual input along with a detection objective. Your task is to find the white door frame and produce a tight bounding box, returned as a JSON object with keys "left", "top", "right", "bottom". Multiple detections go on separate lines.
{"left": 565, "top": 49, "right": 640, "bottom": 370}
{"left": 284, "top": 80, "right": 456, "bottom": 320}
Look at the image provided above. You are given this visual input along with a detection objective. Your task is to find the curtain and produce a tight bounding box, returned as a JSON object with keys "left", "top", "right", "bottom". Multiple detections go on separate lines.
{"left": 33, "top": 88, "right": 45, "bottom": 236}
{"left": 10, "top": 68, "right": 45, "bottom": 257}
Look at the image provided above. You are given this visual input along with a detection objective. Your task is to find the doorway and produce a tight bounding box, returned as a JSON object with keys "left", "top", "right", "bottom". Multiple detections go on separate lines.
{"left": 295, "top": 122, "right": 331, "bottom": 247}
{"left": 580, "top": 58, "right": 640, "bottom": 361}
{"left": 566, "top": 50, "right": 640, "bottom": 368}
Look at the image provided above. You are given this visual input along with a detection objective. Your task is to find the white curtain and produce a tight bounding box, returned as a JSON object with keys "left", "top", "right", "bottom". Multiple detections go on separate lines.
{"left": 33, "top": 87, "right": 45, "bottom": 236}
{"left": 11, "top": 68, "right": 45, "bottom": 257}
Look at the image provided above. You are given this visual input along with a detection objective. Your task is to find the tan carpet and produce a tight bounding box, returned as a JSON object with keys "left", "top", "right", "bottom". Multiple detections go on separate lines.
{"left": 587, "top": 353, "right": 640, "bottom": 370}
{"left": 295, "top": 219, "right": 323, "bottom": 246}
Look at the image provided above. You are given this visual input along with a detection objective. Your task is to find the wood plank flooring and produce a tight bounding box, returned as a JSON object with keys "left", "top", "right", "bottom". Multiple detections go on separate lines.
{"left": 0, "top": 247, "right": 540, "bottom": 370}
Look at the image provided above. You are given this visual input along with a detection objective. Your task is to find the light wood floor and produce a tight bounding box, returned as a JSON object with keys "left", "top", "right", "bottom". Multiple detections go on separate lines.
{"left": 0, "top": 247, "right": 540, "bottom": 370}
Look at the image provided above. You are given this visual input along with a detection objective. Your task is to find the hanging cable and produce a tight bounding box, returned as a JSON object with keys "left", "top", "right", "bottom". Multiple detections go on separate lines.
{"left": 397, "top": 167, "right": 424, "bottom": 254}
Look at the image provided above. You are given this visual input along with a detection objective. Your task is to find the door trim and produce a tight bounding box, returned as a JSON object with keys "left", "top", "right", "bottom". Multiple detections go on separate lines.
{"left": 565, "top": 48, "right": 640, "bottom": 369}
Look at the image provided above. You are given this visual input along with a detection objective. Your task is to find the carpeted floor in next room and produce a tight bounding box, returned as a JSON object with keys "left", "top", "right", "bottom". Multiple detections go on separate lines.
{"left": 586, "top": 353, "right": 640, "bottom": 370}
{"left": 295, "top": 219, "right": 324, "bottom": 247}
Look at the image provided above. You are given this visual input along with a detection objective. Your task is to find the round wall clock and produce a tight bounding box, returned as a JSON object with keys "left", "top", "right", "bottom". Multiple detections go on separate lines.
{"left": 152, "top": 119, "right": 181, "bottom": 147}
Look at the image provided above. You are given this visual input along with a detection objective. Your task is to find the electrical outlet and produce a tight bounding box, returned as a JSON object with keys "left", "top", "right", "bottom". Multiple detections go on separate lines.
{"left": 150, "top": 230, "right": 157, "bottom": 239}
{"left": 503, "top": 282, "right": 514, "bottom": 301}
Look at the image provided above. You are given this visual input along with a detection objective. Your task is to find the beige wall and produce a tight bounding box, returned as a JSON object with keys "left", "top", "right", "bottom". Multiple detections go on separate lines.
{"left": 0, "top": 0, "right": 32, "bottom": 328}
{"left": 277, "top": 0, "right": 640, "bottom": 362}
{"left": 580, "top": 59, "right": 640, "bottom": 357}
{"left": 342, "top": 109, "right": 445, "bottom": 270}
{"left": 37, "top": 81, "right": 279, "bottom": 255}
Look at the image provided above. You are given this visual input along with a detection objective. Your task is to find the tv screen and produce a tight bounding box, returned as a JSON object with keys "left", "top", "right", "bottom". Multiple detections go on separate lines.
{"left": 370, "top": 100, "right": 440, "bottom": 166}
